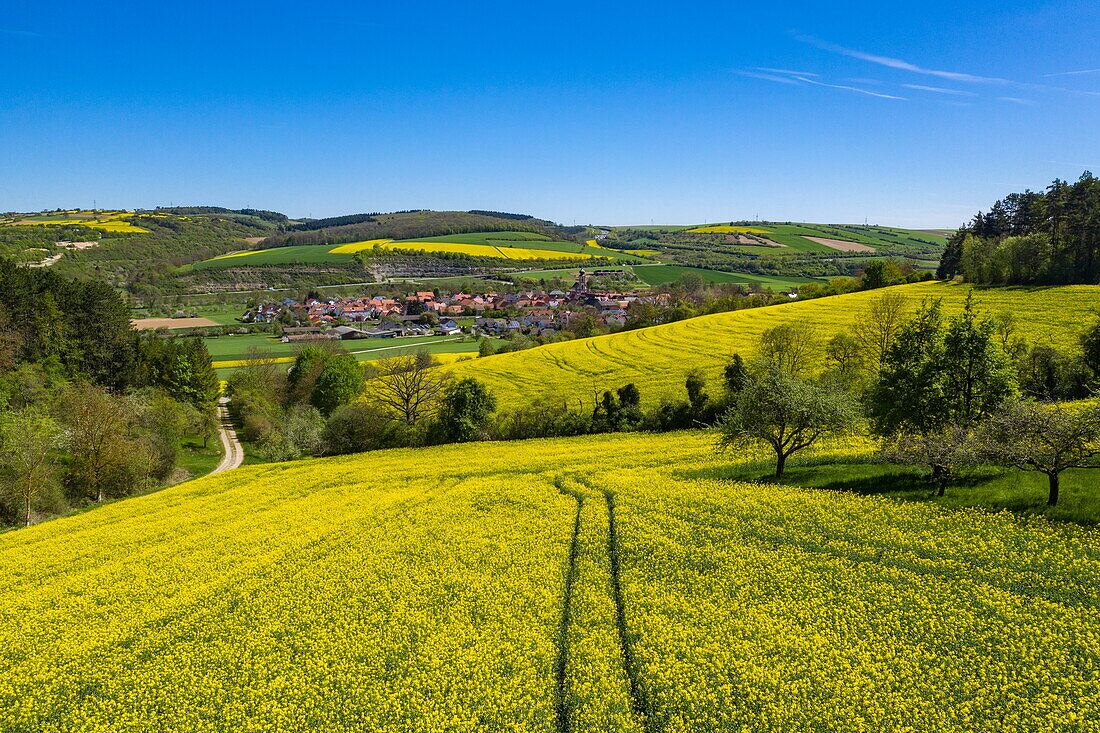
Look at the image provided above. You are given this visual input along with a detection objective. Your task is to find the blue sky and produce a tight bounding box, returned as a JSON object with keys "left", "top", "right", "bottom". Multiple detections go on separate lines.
{"left": 1, "top": 0, "right": 1097, "bottom": 227}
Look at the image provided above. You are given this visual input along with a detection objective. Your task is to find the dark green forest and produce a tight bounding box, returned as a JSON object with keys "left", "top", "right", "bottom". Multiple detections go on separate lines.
{"left": 938, "top": 172, "right": 1100, "bottom": 284}
{"left": 0, "top": 260, "right": 221, "bottom": 526}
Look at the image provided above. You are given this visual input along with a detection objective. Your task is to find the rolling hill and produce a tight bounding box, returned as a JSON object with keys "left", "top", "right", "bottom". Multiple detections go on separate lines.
{"left": 259, "top": 210, "right": 583, "bottom": 249}
{"left": 449, "top": 282, "right": 1099, "bottom": 409}
{"left": 681, "top": 223, "right": 948, "bottom": 254}
{"left": 2, "top": 431, "right": 1095, "bottom": 730}
{"left": 189, "top": 234, "right": 603, "bottom": 271}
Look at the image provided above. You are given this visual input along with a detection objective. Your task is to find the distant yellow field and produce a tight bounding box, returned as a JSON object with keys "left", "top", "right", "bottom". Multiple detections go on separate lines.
{"left": 582, "top": 240, "right": 657, "bottom": 258}
{"left": 686, "top": 225, "right": 771, "bottom": 234}
{"left": 8, "top": 211, "right": 149, "bottom": 233}
{"left": 433, "top": 351, "right": 478, "bottom": 364}
{"left": 328, "top": 238, "right": 393, "bottom": 254}
{"left": 450, "top": 281, "right": 1100, "bottom": 409}
{"left": 207, "top": 248, "right": 277, "bottom": 262}
{"left": 384, "top": 240, "right": 593, "bottom": 260}
{"left": 212, "top": 356, "right": 294, "bottom": 369}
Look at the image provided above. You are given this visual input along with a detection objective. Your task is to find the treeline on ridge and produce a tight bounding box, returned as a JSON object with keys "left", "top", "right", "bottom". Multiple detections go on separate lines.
{"left": 939, "top": 172, "right": 1100, "bottom": 284}
{"left": 260, "top": 210, "right": 577, "bottom": 249}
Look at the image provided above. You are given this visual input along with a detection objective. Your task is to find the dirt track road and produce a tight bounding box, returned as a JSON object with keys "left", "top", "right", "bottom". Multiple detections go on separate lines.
{"left": 211, "top": 397, "right": 244, "bottom": 475}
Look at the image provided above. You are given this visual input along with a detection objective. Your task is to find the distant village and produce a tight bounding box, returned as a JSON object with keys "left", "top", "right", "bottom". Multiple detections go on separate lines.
{"left": 242, "top": 270, "right": 673, "bottom": 341}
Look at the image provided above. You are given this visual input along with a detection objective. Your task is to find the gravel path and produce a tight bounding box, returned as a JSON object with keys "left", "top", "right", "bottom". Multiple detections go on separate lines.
{"left": 210, "top": 397, "right": 244, "bottom": 474}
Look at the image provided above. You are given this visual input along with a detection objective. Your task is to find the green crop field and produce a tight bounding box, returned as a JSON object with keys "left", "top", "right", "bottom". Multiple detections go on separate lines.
{"left": 630, "top": 264, "right": 815, "bottom": 288}
{"left": 188, "top": 245, "right": 359, "bottom": 270}
{"left": 512, "top": 266, "right": 600, "bottom": 280}
{"left": 681, "top": 223, "right": 948, "bottom": 255}
{"left": 192, "top": 304, "right": 249, "bottom": 325}
{"left": 510, "top": 264, "right": 813, "bottom": 289}
{"left": 203, "top": 333, "right": 301, "bottom": 361}
{"left": 206, "top": 333, "right": 492, "bottom": 378}
{"left": 450, "top": 282, "right": 1100, "bottom": 409}
{"left": 1, "top": 431, "right": 1096, "bottom": 730}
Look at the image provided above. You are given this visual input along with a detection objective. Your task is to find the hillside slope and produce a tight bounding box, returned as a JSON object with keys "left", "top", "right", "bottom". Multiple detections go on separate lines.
{"left": 1, "top": 432, "right": 1097, "bottom": 730}
{"left": 452, "top": 282, "right": 1099, "bottom": 408}
{"left": 261, "top": 210, "right": 581, "bottom": 249}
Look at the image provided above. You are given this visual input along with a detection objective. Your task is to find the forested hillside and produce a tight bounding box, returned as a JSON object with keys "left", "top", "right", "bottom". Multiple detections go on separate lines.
{"left": 0, "top": 260, "right": 222, "bottom": 526}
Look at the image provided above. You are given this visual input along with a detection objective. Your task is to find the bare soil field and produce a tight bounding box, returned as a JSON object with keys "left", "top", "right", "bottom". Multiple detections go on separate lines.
{"left": 802, "top": 236, "right": 876, "bottom": 252}
{"left": 726, "top": 234, "right": 786, "bottom": 247}
{"left": 131, "top": 317, "right": 221, "bottom": 330}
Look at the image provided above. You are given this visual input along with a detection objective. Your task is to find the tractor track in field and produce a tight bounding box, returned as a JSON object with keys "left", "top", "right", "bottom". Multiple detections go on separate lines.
{"left": 552, "top": 480, "right": 585, "bottom": 733}
{"left": 552, "top": 475, "right": 654, "bottom": 732}
{"left": 603, "top": 489, "right": 654, "bottom": 729}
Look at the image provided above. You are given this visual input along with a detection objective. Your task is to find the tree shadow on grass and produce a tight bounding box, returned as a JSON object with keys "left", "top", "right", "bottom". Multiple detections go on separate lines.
{"left": 680, "top": 461, "right": 1007, "bottom": 500}
{"left": 683, "top": 460, "right": 1100, "bottom": 526}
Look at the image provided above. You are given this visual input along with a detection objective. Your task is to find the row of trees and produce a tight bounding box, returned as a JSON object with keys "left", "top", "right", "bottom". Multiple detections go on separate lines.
{"left": 0, "top": 381, "right": 220, "bottom": 527}
{"left": 938, "top": 172, "right": 1100, "bottom": 284}
{"left": 226, "top": 345, "right": 499, "bottom": 459}
{"left": 716, "top": 294, "right": 1100, "bottom": 505}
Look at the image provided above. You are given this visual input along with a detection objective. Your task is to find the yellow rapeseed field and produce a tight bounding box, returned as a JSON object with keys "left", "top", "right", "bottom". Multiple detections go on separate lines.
{"left": 211, "top": 356, "right": 295, "bottom": 369}
{"left": 12, "top": 212, "right": 149, "bottom": 233}
{"left": 451, "top": 281, "right": 1100, "bottom": 408}
{"left": 328, "top": 238, "right": 394, "bottom": 254}
{"left": 207, "top": 248, "right": 278, "bottom": 262}
{"left": 0, "top": 431, "right": 1097, "bottom": 730}
{"left": 383, "top": 240, "right": 595, "bottom": 260}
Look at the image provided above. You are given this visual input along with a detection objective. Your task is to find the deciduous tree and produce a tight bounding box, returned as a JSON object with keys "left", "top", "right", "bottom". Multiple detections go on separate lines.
{"left": 719, "top": 365, "right": 860, "bottom": 478}
{"left": 852, "top": 291, "right": 909, "bottom": 368}
{"left": 756, "top": 322, "right": 817, "bottom": 376}
{"left": 0, "top": 408, "right": 67, "bottom": 526}
{"left": 311, "top": 353, "right": 363, "bottom": 415}
{"left": 978, "top": 400, "right": 1100, "bottom": 506}
{"left": 879, "top": 424, "right": 975, "bottom": 497}
{"left": 434, "top": 378, "right": 497, "bottom": 443}
{"left": 369, "top": 352, "right": 451, "bottom": 425}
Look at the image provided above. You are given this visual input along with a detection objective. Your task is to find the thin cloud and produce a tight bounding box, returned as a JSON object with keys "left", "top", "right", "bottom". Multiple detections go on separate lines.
{"left": 755, "top": 67, "right": 817, "bottom": 77}
{"left": 794, "top": 76, "right": 907, "bottom": 100}
{"left": 733, "top": 70, "right": 801, "bottom": 85}
{"left": 902, "top": 84, "right": 977, "bottom": 96}
{"left": 1048, "top": 160, "right": 1098, "bottom": 168}
{"left": 997, "top": 96, "right": 1037, "bottom": 105}
{"left": 1043, "top": 68, "right": 1100, "bottom": 77}
{"left": 0, "top": 28, "right": 41, "bottom": 37}
{"left": 795, "top": 33, "right": 1012, "bottom": 85}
